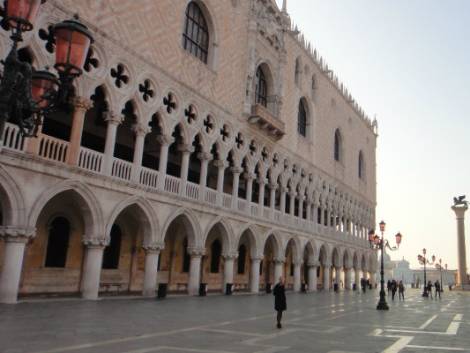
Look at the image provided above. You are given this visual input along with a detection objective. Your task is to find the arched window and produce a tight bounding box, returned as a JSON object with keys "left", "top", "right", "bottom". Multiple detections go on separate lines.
{"left": 334, "top": 129, "right": 342, "bottom": 162}
{"left": 237, "top": 245, "right": 247, "bottom": 274}
{"left": 358, "top": 151, "right": 365, "bottom": 179}
{"left": 182, "top": 237, "right": 190, "bottom": 273}
{"left": 45, "top": 217, "right": 71, "bottom": 268}
{"left": 182, "top": 1, "right": 209, "bottom": 64}
{"left": 255, "top": 67, "right": 267, "bottom": 107}
{"left": 297, "top": 100, "right": 307, "bottom": 137}
{"left": 210, "top": 239, "right": 222, "bottom": 273}
{"left": 102, "top": 224, "right": 122, "bottom": 269}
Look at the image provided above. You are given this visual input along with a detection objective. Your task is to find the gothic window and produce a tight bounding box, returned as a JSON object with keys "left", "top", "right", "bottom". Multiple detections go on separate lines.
{"left": 334, "top": 129, "right": 342, "bottom": 162}
{"left": 297, "top": 99, "right": 307, "bottom": 137}
{"left": 358, "top": 151, "right": 365, "bottom": 179}
{"left": 210, "top": 239, "right": 222, "bottom": 273}
{"left": 255, "top": 66, "right": 267, "bottom": 107}
{"left": 237, "top": 245, "right": 247, "bottom": 274}
{"left": 45, "top": 217, "right": 71, "bottom": 268}
{"left": 182, "top": 238, "right": 190, "bottom": 273}
{"left": 102, "top": 224, "right": 122, "bottom": 269}
{"left": 294, "top": 57, "right": 301, "bottom": 86}
{"left": 182, "top": 2, "right": 209, "bottom": 64}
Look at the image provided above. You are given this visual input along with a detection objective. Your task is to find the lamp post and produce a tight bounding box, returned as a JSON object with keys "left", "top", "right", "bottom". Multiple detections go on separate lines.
{"left": 369, "top": 220, "right": 402, "bottom": 311}
{"left": 417, "top": 248, "right": 435, "bottom": 297}
{"left": 0, "top": 0, "right": 93, "bottom": 140}
{"left": 435, "top": 258, "right": 444, "bottom": 293}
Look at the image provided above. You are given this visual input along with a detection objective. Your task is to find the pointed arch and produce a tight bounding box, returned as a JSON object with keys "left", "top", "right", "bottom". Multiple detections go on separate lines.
{"left": 0, "top": 165, "right": 26, "bottom": 226}
{"left": 202, "top": 217, "right": 234, "bottom": 255}
{"left": 160, "top": 208, "right": 202, "bottom": 248}
{"left": 334, "top": 128, "right": 343, "bottom": 162}
{"left": 261, "top": 231, "right": 283, "bottom": 259}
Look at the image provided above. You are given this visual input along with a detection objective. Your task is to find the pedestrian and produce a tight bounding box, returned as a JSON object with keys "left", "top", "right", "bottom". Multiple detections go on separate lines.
{"left": 391, "top": 279, "right": 397, "bottom": 301}
{"left": 398, "top": 280, "right": 405, "bottom": 301}
{"left": 387, "top": 280, "right": 391, "bottom": 295}
{"left": 435, "top": 280, "right": 441, "bottom": 299}
{"left": 427, "top": 281, "right": 433, "bottom": 299}
{"left": 273, "top": 277, "right": 286, "bottom": 329}
{"left": 361, "top": 278, "right": 366, "bottom": 293}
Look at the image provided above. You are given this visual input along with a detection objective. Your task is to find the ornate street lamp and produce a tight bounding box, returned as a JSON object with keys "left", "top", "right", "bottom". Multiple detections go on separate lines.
{"left": 0, "top": 1, "right": 93, "bottom": 139}
{"left": 369, "top": 220, "right": 402, "bottom": 311}
{"left": 435, "top": 258, "right": 445, "bottom": 293}
{"left": 417, "top": 248, "right": 435, "bottom": 297}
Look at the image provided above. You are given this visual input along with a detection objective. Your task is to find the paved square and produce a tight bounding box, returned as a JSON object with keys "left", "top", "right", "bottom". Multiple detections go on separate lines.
{"left": 1, "top": 289, "right": 469, "bottom": 353}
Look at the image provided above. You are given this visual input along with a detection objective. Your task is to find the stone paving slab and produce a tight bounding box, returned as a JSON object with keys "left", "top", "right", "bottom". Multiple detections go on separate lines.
{"left": 1, "top": 289, "right": 470, "bottom": 353}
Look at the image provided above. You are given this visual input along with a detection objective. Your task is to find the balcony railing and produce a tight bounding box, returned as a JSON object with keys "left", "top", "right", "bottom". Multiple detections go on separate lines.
{"left": 0, "top": 123, "right": 369, "bottom": 248}
{"left": 248, "top": 103, "right": 285, "bottom": 139}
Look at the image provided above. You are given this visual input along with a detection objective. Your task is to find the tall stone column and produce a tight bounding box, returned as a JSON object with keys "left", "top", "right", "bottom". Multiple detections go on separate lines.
{"left": 81, "top": 238, "right": 106, "bottom": 300}
{"left": 103, "top": 112, "right": 123, "bottom": 175}
{"left": 179, "top": 144, "right": 194, "bottom": 196}
{"left": 451, "top": 203, "right": 469, "bottom": 288}
{"left": 355, "top": 268, "right": 361, "bottom": 289}
{"left": 280, "top": 187, "right": 287, "bottom": 214}
{"left": 344, "top": 267, "right": 352, "bottom": 290}
{"left": 156, "top": 135, "right": 174, "bottom": 189}
{"left": 231, "top": 167, "right": 242, "bottom": 209}
{"left": 245, "top": 172, "right": 255, "bottom": 206}
{"left": 188, "top": 248, "right": 204, "bottom": 295}
{"left": 250, "top": 256, "right": 262, "bottom": 293}
{"left": 0, "top": 227, "right": 35, "bottom": 304}
{"left": 223, "top": 253, "right": 237, "bottom": 294}
{"left": 306, "top": 202, "right": 312, "bottom": 221}
{"left": 214, "top": 160, "right": 227, "bottom": 206}
{"left": 142, "top": 245, "right": 161, "bottom": 297}
{"left": 323, "top": 263, "right": 331, "bottom": 291}
{"left": 274, "top": 258, "right": 284, "bottom": 282}
{"left": 289, "top": 191, "right": 296, "bottom": 217}
{"left": 258, "top": 178, "right": 266, "bottom": 216}
{"left": 293, "top": 260, "right": 302, "bottom": 292}
{"left": 67, "top": 97, "right": 93, "bottom": 165}
{"left": 307, "top": 261, "right": 318, "bottom": 292}
{"left": 131, "top": 123, "right": 151, "bottom": 182}
{"left": 198, "top": 152, "right": 212, "bottom": 201}
{"left": 269, "top": 183, "right": 277, "bottom": 219}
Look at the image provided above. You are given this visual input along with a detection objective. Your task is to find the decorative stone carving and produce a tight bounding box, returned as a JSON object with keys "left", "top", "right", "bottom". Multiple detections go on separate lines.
{"left": 0, "top": 226, "right": 35, "bottom": 242}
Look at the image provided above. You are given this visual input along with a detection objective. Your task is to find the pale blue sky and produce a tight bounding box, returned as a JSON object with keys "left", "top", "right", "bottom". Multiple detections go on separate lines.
{"left": 276, "top": 0, "right": 470, "bottom": 269}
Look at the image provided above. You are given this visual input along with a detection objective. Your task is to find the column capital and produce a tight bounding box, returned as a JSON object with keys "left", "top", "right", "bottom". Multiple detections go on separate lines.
{"left": 280, "top": 186, "right": 289, "bottom": 193}
{"left": 132, "top": 123, "right": 151, "bottom": 137}
{"left": 82, "top": 235, "right": 108, "bottom": 248}
{"left": 223, "top": 252, "right": 238, "bottom": 260}
{"left": 104, "top": 111, "right": 124, "bottom": 125}
{"left": 244, "top": 172, "right": 256, "bottom": 181}
{"left": 323, "top": 260, "right": 332, "bottom": 267}
{"left": 251, "top": 255, "right": 264, "bottom": 262}
{"left": 0, "top": 226, "right": 35, "bottom": 243}
{"left": 231, "top": 166, "right": 244, "bottom": 175}
{"left": 143, "top": 242, "right": 164, "bottom": 253}
{"left": 307, "top": 260, "right": 320, "bottom": 268}
{"left": 157, "top": 134, "right": 175, "bottom": 146}
{"left": 178, "top": 144, "right": 195, "bottom": 154}
{"left": 187, "top": 247, "right": 205, "bottom": 257}
{"left": 213, "top": 159, "right": 228, "bottom": 169}
{"left": 257, "top": 177, "right": 267, "bottom": 185}
{"left": 269, "top": 183, "right": 278, "bottom": 190}
{"left": 198, "top": 152, "right": 213, "bottom": 161}
{"left": 273, "top": 256, "right": 285, "bottom": 264}
{"left": 293, "top": 259, "right": 303, "bottom": 266}
{"left": 452, "top": 204, "right": 468, "bottom": 219}
{"left": 71, "top": 96, "right": 93, "bottom": 111}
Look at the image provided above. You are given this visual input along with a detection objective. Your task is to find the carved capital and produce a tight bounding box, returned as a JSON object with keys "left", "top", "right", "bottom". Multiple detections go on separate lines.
{"left": 213, "top": 160, "right": 228, "bottom": 169}
{"left": 293, "top": 259, "right": 303, "bottom": 266}
{"left": 143, "top": 242, "right": 164, "bottom": 254}
{"left": 244, "top": 172, "right": 256, "bottom": 181}
{"left": 251, "top": 255, "right": 264, "bottom": 262}
{"left": 198, "top": 152, "right": 213, "bottom": 161}
{"left": 0, "top": 226, "right": 35, "bottom": 243}
{"left": 157, "top": 134, "right": 175, "bottom": 146}
{"left": 104, "top": 111, "right": 123, "bottom": 125}
{"left": 307, "top": 260, "right": 320, "bottom": 268}
{"left": 187, "top": 247, "right": 205, "bottom": 257}
{"left": 72, "top": 96, "right": 93, "bottom": 112}
{"left": 178, "top": 144, "right": 194, "bottom": 154}
{"left": 273, "top": 256, "right": 285, "bottom": 264}
{"left": 132, "top": 123, "right": 151, "bottom": 137}
{"left": 269, "top": 183, "right": 278, "bottom": 190}
{"left": 82, "top": 235, "right": 108, "bottom": 247}
{"left": 231, "top": 166, "right": 244, "bottom": 175}
{"left": 223, "top": 252, "right": 238, "bottom": 260}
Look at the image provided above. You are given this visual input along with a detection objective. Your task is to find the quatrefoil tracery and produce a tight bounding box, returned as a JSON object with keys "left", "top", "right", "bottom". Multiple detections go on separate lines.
{"left": 110, "top": 64, "right": 129, "bottom": 88}
{"left": 84, "top": 47, "right": 99, "bottom": 72}
{"left": 203, "top": 115, "right": 215, "bottom": 134}
{"left": 163, "top": 93, "right": 177, "bottom": 114}
{"left": 185, "top": 105, "right": 197, "bottom": 124}
{"left": 139, "top": 79, "right": 154, "bottom": 102}
{"left": 220, "top": 124, "right": 230, "bottom": 142}
{"left": 38, "top": 25, "right": 55, "bottom": 53}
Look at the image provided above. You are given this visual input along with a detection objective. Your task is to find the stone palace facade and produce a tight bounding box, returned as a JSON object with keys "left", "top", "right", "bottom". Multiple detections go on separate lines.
{"left": 0, "top": 0, "right": 378, "bottom": 303}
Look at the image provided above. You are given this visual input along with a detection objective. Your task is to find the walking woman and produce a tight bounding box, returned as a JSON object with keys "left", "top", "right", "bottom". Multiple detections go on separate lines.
{"left": 273, "top": 277, "right": 286, "bottom": 329}
{"left": 398, "top": 280, "right": 405, "bottom": 301}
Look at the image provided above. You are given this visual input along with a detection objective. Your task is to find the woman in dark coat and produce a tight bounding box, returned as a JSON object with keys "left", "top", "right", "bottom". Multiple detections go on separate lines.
{"left": 273, "top": 277, "right": 286, "bottom": 329}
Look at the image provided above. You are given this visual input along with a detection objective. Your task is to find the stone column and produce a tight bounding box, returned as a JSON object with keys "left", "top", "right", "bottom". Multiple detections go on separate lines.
{"left": 250, "top": 256, "right": 262, "bottom": 293}
{"left": 178, "top": 144, "right": 194, "bottom": 196}
{"left": 323, "top": 262, "right": 331, "bottom": 290}
{"left": 258, "top": 178, "right": 266, "bottom": 217}
{"left": 214, "top": 160, "right": 227, "bottom": 206}
{"left": 307, "top": 261, "right": 318, "bottom": 292}
{"left": 223, "top": 253, "right": 237, "bottom": 294}
{"left": 306, "top": 202, "right": 312, "bottom": 221}
{"left": 293, "top": 260, "right": 302, "bottom": 292}
{"left": 156, "top": 135, "right": 174, "bottom": 189}
{"left": 245, "top": 172, "right": 255, "bottom": 206}
{"left": 344, "top": 267, "right": 352, "bottom": 290}
{"left": 131, "top": 123, "right": 151, "bottom": 182}
{"left": 289, "top": 191, "right": 296, "bottom": 217}
{"left": 269, "top": 183, "right": 277, "bottom": 219}
{"left": 142, "top": 245, "right": 161, "bottom": 297}
{"left": 198, "top": 152, "right": 212, "bottom": 201}
{"left": 0, "top": 227, "right": 35, "bottom": 304}
{"left": 280, "top": 187, "right": 287, "bottom": 214}
{"left": 355, "top": 268, "right": 361, "bottom": 289}
{"left": 188, "top": 248, "right": 204, "bottom": 295}
{"left": 81, "top": 238, "right": 106, "bottom": 300}
{"left": 274, "top": 258, "right": 284, "bottom": 282}
{"left": 231, "top": 167, "right": 242, "bottom": 209}
{"left": 451, "top": 203, "right": 469, "bottom": 288}
{"left": 103, "top": 112, "right": 123, "bottom": 175}
{"left": 67, "top": 97, "right": 93, "bottom": 165}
